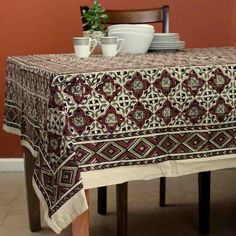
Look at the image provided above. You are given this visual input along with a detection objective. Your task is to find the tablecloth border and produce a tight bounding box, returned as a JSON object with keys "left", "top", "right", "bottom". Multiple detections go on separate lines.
{"left": 4, "top": 123, "right": 236, "bottom": 189}
{"left": 33, "top": 177, "right": 88, "bottom": 234}
{"left": 81, "top": 154, "right": 236, "bottom": 189}
{"left": 3, "top": 119, "right": 236, "bottom": 234}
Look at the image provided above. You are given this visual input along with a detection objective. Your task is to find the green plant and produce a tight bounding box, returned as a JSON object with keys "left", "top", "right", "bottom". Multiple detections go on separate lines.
{"left": 82, "top": 0, "right": 109, "bottom": 32}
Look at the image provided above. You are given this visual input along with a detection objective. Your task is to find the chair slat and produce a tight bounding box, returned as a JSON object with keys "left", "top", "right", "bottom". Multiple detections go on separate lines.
{"left": 80, "top": 5, "right": 169, "bottom": 33}
{"left": 106, "top": 8, "right": 164, "bottom": 24}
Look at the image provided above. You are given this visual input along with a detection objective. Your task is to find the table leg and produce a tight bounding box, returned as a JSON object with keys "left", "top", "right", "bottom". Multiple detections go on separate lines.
{"left": 23, "top": 147, "right": 41, "bottom": 232}
{"left": 116, "top": 182, "right": 128, "bottom": 236}
{"left": 198, "top": 171, "right": 211, "bottom": 235}
{"left": 97, "top": 186, "right": 107, "bottom": 215}
{"left": 159, "top": 177, "right": 166, "bottom": 207}
{"left": 72, "top": 190, "right": 90, "bottom": 236}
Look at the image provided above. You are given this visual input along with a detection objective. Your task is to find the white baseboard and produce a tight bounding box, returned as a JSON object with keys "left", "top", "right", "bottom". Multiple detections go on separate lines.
{"left": 0, "top": 158, "right": 24, "bottom": 172}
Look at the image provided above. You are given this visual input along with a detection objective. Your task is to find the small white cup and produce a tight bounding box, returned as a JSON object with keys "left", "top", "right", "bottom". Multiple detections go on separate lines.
{"left": 101, "top": 37, "right": 124, "bottom": 57}
{"left": 73, "top": 37, "right": 97, "bottom": 58}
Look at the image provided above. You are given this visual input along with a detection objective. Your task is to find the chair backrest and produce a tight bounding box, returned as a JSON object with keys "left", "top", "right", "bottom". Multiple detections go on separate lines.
{"left": 80, "top": 5, "right": 169, "bottom": 33}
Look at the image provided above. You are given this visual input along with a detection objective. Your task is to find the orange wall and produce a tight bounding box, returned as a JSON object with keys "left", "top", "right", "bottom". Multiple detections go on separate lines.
{"left": 0, "top": 0, "right": 235, "bottom": 157}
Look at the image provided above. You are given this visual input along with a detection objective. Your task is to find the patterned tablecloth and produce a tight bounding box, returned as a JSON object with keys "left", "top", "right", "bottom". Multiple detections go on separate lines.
{"left": 3, "top": 47, "right": 236, "bottom": 233}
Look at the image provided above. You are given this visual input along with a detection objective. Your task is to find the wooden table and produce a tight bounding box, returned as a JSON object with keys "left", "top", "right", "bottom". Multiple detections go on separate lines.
{"left": 3, "top": 47, "right": 236, "bottom": 235}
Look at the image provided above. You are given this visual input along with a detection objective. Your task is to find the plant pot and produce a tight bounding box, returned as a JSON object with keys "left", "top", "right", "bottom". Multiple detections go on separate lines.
{"left": 83, "top": 30, "right": 105, "bottom": 47}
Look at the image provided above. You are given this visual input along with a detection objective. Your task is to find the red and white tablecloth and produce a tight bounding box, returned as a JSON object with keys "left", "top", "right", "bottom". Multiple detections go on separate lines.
{"left": 3, "top": 47, "right": 236, "bottom": 233}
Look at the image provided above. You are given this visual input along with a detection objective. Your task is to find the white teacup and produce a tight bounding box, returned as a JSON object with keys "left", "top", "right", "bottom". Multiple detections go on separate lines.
{"left": 73, "top": 37, "right": 97, "bottom": 58}
{"left": 101, "top": 37, "right": 124, "bottom": 57}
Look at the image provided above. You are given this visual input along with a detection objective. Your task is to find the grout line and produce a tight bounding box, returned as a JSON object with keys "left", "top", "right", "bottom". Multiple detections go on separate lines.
{"left": 0, "top": 210, "right": 10, "bottom": 226}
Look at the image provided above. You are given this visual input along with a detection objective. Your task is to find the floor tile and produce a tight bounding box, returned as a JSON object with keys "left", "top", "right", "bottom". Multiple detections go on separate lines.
{"left": 2, "top": 209, "right": 28, "bottom": 227}
{"left": 0, "top": 169, "right": 235, "bottom": 235}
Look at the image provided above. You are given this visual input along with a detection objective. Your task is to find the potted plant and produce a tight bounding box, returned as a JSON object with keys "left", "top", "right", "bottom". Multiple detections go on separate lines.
{"left": 81, "top": 0, "right": 109, "bottom": 45}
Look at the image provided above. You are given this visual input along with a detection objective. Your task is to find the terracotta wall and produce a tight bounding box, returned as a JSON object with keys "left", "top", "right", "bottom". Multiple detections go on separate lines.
{"left": 0, "top": 0, "right": 235, "bottom": 157}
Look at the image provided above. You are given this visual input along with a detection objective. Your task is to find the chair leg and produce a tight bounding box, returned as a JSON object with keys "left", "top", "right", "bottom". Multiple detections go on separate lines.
{"left": 116, "top": 182, "right": 128, "bottom": 236}
{"left": 24, "top": 147, "right": 41, "bottom": 232}
{"left": 198, "top": 171, "right": 211, "bottom": 235}
{"left": 159, "top": 177, "right": 166, "bottom": 207}
{"left": 97, "top": 186, "right": 107, "bottom": 215}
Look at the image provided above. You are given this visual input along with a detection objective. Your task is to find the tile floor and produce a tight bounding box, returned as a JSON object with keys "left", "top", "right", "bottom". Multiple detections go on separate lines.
{"left": 0, "top": 169, "right": 235, "bottom": 236}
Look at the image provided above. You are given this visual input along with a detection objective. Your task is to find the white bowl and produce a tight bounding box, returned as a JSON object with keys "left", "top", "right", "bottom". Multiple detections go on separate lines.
{"left": 108, "top": 24, "right": 154, "bottom": 31}
{"left": 108, "top": 31, "right": 154, "bottom": 54}
{"left": 109, "top": 27, "right": 154, "bottom": 35}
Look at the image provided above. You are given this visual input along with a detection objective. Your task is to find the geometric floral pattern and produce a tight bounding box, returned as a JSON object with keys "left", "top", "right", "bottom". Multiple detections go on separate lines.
{"left": 209, "top": 68, "right": 230, "bottom": 94}
{"left": 209, "top": 97, "right": 233, "bottom": 122}
{"left": 66, "top": 107, "right": 94, "bottom": 135}
{"left": 124, "top": 72, "right": 150, "bottom": 99}
{"left": 97, "top": 105, "right": 124, "bottom": 133}
{"left": 183, "top": 70, "right": 205, "bottom": 96}
{"left": 3, "top": 47, "right": 236, "bottom": 230}
{"left": 156, "top": 100, "right": 180, "bottom": 125}
{"left": 96, "top": 74, "right": 122, "bottom": 102}
{"left": 154, "top": 70, "right": 179, "bottom": 96}
{"left": 128, "top": 102, "right": 152, "bottom": 128}
{"left": 182, "top": 100, "right": 206, "bottom": 124}
{"left": 63, "top": 76, "right": 92, "bottom": 104}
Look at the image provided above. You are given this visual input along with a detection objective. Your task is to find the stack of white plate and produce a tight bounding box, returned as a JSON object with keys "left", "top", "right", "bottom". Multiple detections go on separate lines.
{"left": 149, "top": 33, "right": 185, "bottom": 51}
{"left": 108, "top": 24, "right": 154, "bottom": 54}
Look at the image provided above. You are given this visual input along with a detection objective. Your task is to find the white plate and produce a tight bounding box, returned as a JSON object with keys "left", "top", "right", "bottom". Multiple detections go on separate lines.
{"left": 150, "top": 43, "right": 185, "bottom": 47}
{"left": 149, "top": 48, "right": 183, "bottom": 52}
{"left": 153, "top": 37, "right": 179, "bottom": 41}
{"left": 153, "top": 36, "right": 179, "bottom": 38}
{"left": 154, "top": 33, "right": 179, "bottom": 36}
{"left": 150, "top": 46, "right": 185, "bottom": 49}
{"left": 152, "top": 39, "right": 180, "bottom": 43}
{"left": 149, "top": 45, "right": 184, "bottom": 50}
{"left": 150, "top": 42, "right": 185, "bottom": 48}
{"left": 150, "top": 41, "right": 185, "bottom": 45}
{"left": 153, "top": 35, "right": 179, "bottom": 38}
